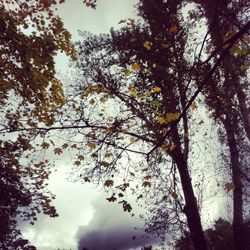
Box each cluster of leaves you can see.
[0,0,76,248]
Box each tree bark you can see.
[173,148,207,250]
[224,119,245,250]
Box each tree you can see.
[49,0,208,248]
[175,218,250,250]
[0,0,75,248]
[187,1,250,249]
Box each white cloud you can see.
[21,166,98,250]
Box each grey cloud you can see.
[76,195,159,250]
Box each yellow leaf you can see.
[156,116,167,124]
[191,102,198,110]
[100,97,107,103]
[143,41,153,50]
[129,87,138,97]
[170,143,176,151]
[130,137,137,143]
[151,86,161,93]
[169,25,178,33]
[165,112,180,122]
[87,142,96,149]
[131,63,141,71]
[124,69,132,77]
[152,63,157,68]
[161,144,168,151]
[171,192,178,199]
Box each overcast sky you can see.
[20,1,161,250]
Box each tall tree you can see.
[188,1,250,249]
[48,0,207,248]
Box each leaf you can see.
[130,137,137,143]
[104,152,113,158]
[191,102,198,110]
[54,148,62,155]
[124,69,132,77]
[41,142,50,149]
[104,179,114,187]
[198,120,204,125]
[71,144,78,149]
[142,181,151,188]
[84,177,90,182]
[89,98,95,105]
[152,63,157,68]
[74,160,81,166]
[169,25,178,33]
[165,112,180,122]
[161,144,168,151]
[151,86,161,93]
[205,44,213,53]
[130,172,135,177]
[106,194,117,202]
[224,182,235,192]
[120,200,132,212]
[87,142,96,149]
[100,161,110,167]
[148,101,162,107]
[131,63,141,71]
[129,87,138,97]
[118,192,124,197]
[78,155,84,160]
[156,116,167,124]
[143,41,153,50]
[171,192,178,199]
[170,143,176,151]
[100,97,107,103]
[62,143,68,149]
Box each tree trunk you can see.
[174,149,207,250]
[224,119,245,250]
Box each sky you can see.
[18,1,234,249]
[20,1,161,249]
